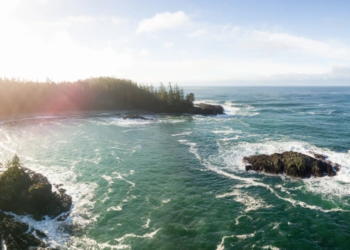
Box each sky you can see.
[1,0,350,85]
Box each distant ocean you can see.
[0,86,350,249]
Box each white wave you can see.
[222,101,259,117]
[171,132,192,136]
[162,199,171,204]
[115,228,161,242]
[142,218,151,228]
[93,117,155,128]
[235,215,244,225]
[216,189,273,212]
[107,206,122,212]
[262,246,280,250]
[217,136,241,141]
[68,235,129,249]
[216,233,255,250]
[112,171,135,187]
[328,110,335,115]
[213,129,242,135]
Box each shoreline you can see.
[0,109,128,123]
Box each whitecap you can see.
[107,206,122,212]
[171,132,192,136]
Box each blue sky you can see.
[1,0,350,85]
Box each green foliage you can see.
[186,93,195,103]
[0,156,30,200]
[0,77,195,115]
[6,154,22,168]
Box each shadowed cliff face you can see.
[0,155,72,249]
[244,151,339,178]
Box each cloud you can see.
[163,42,174,48]
[139,49,149,56]
[188,29,206,38]
[111,17,127,26]
[136,11,189,34]
[200,25,350,59]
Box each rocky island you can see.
[190,103,224,115]
[0,155,72,249]
[244,151,340,178]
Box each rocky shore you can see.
[244,151,340,178]
[0,155,72,249]
[190,103,224,115]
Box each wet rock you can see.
[244,151,339,178]
[34,229,47,238]
[190,103,224,115]
[0,211,45,250]
[309,152,328,161]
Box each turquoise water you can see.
[1,87,350,249]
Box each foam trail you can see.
[216,233,255,250]
[142,219,151,228]
[107,206,122,212]
[262,246,280,250]
[171,132,192,136]
[115,228,161,242]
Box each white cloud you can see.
[163,42,174,48]
[139,49,149,56]
[202,25,350,60]
[0,0,21,14]
[189,29,206,38]
[136,11,189,34]
[111,17,127,26]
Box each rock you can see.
[190,103,224,115]
[243,151,339,178]
[29,182,53,206]
[34,229,47,238]
[0,211,45,250]
[123,115,150,120]
[309,151,328,161]
[0,155,72,220]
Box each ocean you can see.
[0,86,350,249]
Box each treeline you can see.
[0,77,195,117]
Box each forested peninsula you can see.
[0,77,199,117]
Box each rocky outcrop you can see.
[244,151,339,178]
[123,115,151,120]
[0,157,72,220]
[0,155,72,248]
[190,103,224,115]
[0,211,46,250]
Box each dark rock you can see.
[0,211,45,250]
[310,152,328,161]
[190,103,224,115]
[0,155,72,219]
[244,151,338,178]
[245,165,252,171]
[34,229,47,238]
[56,212,70,221]
[0,155,73,249]
[123,115,150,120]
